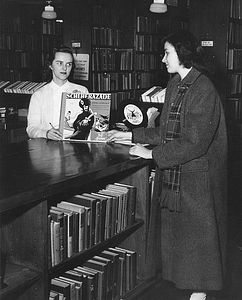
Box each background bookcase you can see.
[0,2,63,83]
[189,0,242,161]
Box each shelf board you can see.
[50,219,144,278]
[0,262,41,299]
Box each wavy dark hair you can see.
[162,30,212,76]
[42,45,75,82]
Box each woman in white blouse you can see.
[26,46,88,140]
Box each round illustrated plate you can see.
[119,100,148,129]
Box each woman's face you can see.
[50,52,73,85]
[162,41,181,74]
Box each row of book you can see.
[141,86,166,103]
[135,53,163,71]
[92,27,122,48]
[135,34,160,52]
[227,97,242,120]
[3,80,46,94]
[42,19,63,36]
[110,91,132,111]
[0,16,37,33]
[41,35,63,52]
[92,72,134,93]
[93,6,121,28]
[135,72,155,90]
[136,16,163,34]
[49,182,137,266]
[1,51,39,69]
[230,0,242,19]
[228,49,242,70]
[92,48,133,72]
[50,246,137,300]
[0,33,39,51]
[0,69,36,82]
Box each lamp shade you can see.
[150,0,167,13]
[42,3,57,19]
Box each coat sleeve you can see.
[135,79,223,170]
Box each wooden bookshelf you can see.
[189,0,242,160]
[0,139,153,299]
[0,2,63,83]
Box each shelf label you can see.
[201,40,213,47]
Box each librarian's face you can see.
[162,42,181,74]
[51,52,73,84]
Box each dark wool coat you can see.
[133,68,228,291]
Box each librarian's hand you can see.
[107,130,132,143]
[129,143,153,159]
[46,128,62,141]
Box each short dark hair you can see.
[50,46,75,65]
[43,45,75,82]
[162,30,204,69]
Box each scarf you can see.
[159,83,190,212]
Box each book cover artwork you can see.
[59,93,111,142]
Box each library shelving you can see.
[189,0,242,160]
[0,2,63,83]
[0,139,156,299]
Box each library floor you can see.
[134,159,242,300]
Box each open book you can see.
[59,92,111,142]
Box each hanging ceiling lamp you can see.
[42,1,57,19]
[150,0,167,13]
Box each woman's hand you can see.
[46,128,62,141]
[107,130,132,143]
[129,143,153,159]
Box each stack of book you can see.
[48,183,137,267]
[3,80,47,94]
[50,246,137,300]
[141,86,166,103]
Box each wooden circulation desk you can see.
[0,139,153,300]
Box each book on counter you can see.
[59,92,111,142]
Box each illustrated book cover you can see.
[59,92,111,142]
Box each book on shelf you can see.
[108,247,127,296]
[98,189,119,237]
[51,278,71,300]
[53,206,75,258]
[105,184,128,232]
[81,265,103,300]
[141,86,166,103]
[59,92,111,142]
[57,202,86,252]
[99,250,120,299]
[3,80,47,94]
[89,192,108,242]
[94,191,113,240]
[227,97,242,120]
[83,259,108,300]
[115,246,137,291]
[49,209,65,263]
[81,193,103,245]
[57,277,76,300]
[74,266,98,300]
[69,194,98,248]
[49,290,60,300]
[62,270,86,299]
[113,182,137,226]
[91,255,113,300]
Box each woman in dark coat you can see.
[107,30,227,300]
